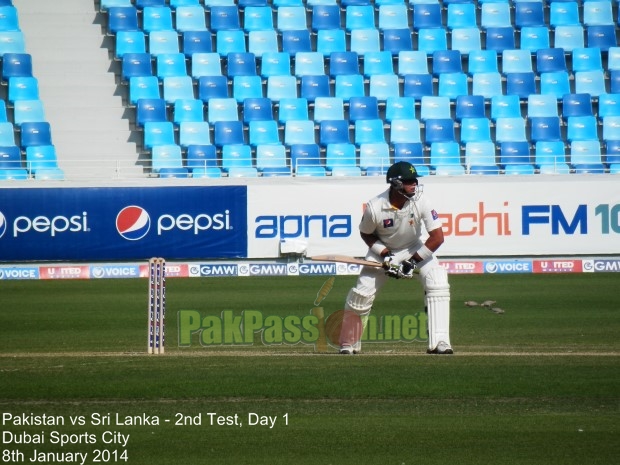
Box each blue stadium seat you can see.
[464,141,500,175]
[599,94,620,118]
[369,74,400,101]
[207,97,238,122]
[7,76,39,103]
[539,71,571,99]
[612,71,620,94]
[554,25,584,52]
[378,4,409,30]
[520,26,550,53]
[329,51,360,76]
[325,143,357,171]
[163,76,194,104]
[468,50,498,75]
[232,75,263,102]
[0,122,16,146]
[244,5,274,31]
[417,28,448,55]
[314,97,345,122]
[256,145,289,174]
[359,142,391,171]
[0,145,22,169]
[562,93,593,118]
[277,6,307,31]
[527,94,559,118]
[0,6,19,32]
[363,51,394,76]
[317,29,347,57]
[471,72,503,99]
[198,75,229,101]
[495,117,527,142]
[505,72,537,99]
[142,6,173,33]
[432,50,462,75]
[101,0,133,11]
[425,118,456,144]
[122,53,153,81]
[605,140,620,173]
[300,75,330,102]
[430,141,465,175]
[335,74,365,101]
[385,97,416,122]
[179,121,211,148]
[115,31,146,58]
[437,72,468,100]
[227,52,257,76]
[182,30,212,57]
[349,96,379,121]
[186,144,217,170]
[210,6,240,30]
[530,116,562,142]
[319,119,350,145]
[485,27,515,53]
[135,0,166,9]
[450,28,481,55]
[514,2,545,28]
[412,3,442,30]
[402,74,434,100]
[392,142,429,176]
[460,117,492,143]
[13,99,46,126]
[502,49,533,74]
[354,119,386,144]
[137,98,167,128]
[312,4,341,31]
[574,70,606,97]
[284,119,316,145]
[20,121,51,147]
[500,141,535,174]
[583,2,614,27]
[569,140,605,173]
[156,53,187,79]
[281,30,312,54]
[143,121,175,149]
[173,99,204,125]
[214,121,245,146]
[158,167,190,178]
[481,2,511,29]
[572,47,603,72]
[295,52,325,77]
[260,52,291,78]
[447,3,476,30]
[420,96,451,120]
[602,116,620,142]
[25,145,60,175]
[278,98,308,123]
[248,120,280,146]
[191,52,222,78]
[345,5,375,31]
[586,24,618,52]
[107,6,139,34]
[0,100,6,122]
[536,48,567,74]
[567,115,598,142]
[491,95,522,120]
[243,97,273,122]
[534,141,570,174]
[248,30,279,59]
[221,144,253,170]
[289,143,322,172]
[350,28,381,55]
[608,47,620,72]
[216,30,246,57]
[149,30,181,56]
[383,28,413,56]
[550,2,580,28]
[455,95,486,120]
[398,50,429,76]
[390,118,421,144]
[1,53,32,81]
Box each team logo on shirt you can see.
[431,210,439,220]
[383,219,394,228]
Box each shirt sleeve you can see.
[359,201,377,235]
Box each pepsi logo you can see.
[116,206,151,241]
[0,212,6,239]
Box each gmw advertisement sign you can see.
[0,187,247,261]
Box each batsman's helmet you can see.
[386,161,418,185]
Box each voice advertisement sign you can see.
[0,186,247,261]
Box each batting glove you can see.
[398,259,416,279]
[381,252,395,270]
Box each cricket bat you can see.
[308,254,383,268]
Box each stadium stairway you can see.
[12,0,142,179]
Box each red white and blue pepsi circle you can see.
[116,206,151,241]
[0,212,6,239]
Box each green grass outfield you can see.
[1,273,619,465]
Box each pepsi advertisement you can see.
[0,186,248,261]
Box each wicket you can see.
[148,257,166,354]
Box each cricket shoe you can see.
[426,341,453,355]
[339,342,361,355]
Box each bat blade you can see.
[308,254,383,268]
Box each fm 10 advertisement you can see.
[0,186,247,261]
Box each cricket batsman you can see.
[340,161,453,355]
